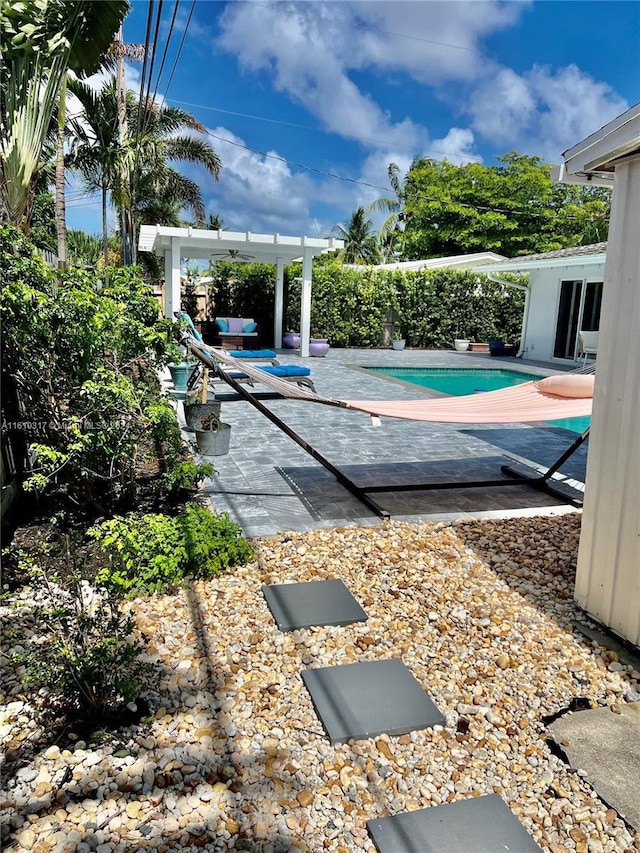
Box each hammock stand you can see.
[188,340,590,520]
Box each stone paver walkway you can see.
[177,348,585,536]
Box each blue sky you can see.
[67,0,639,239]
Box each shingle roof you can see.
[506,242,607,263]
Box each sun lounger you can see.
[220,364,316,392]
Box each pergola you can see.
[138,225,343,357]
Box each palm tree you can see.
[67,77,123,269]
[0,0,128,235]
[333,207,380,265]
[127,101,222,253]
[66,78,221,263]
[365,160,422,260]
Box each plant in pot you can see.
[392,322,406,350]
[453,335,470,352]
[194,411,232,456]
[168,356,197,391]
[183,393,221,432]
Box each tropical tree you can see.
[333,207,380,265]
[401,152,611,259]
[365,160,415,259]
[67,78,221,262]
[0,0,128,237]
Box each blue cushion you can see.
[262,365,311,377]
[174,311,203,343]
[243,321,258,333]
[229,349,277,359]
[216,318,229,332]
[226,365,311,380]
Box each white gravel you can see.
[2,514,639,852]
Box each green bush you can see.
[0,226,184,509]
[283,258,525,348]
[14,559,153,717]
[90,503,254,597]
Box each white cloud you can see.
[202,126,315,233]
[469,64,628,161]
[215,1,521,152]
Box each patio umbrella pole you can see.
[213,368,391,519]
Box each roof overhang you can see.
[558,101,640,185]
[138,225,343,263]
[475,253,607,274]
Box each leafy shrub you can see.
[90,503,254,597]
[0,226,184,509]
[165,460,214,495]
[14,555,153,717]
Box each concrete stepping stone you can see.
[262,579,367,631]
[301,658,444,744]
[366,793,542,852]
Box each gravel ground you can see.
[2,513,639,853]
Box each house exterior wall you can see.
[522,262,606,363]
[574,156,640,647]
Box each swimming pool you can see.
[365,367,590,434]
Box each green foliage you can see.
[284,258,525,347]
[402,152,610,259]
[13,553,152,716]
[0,226,181,508]
[165,460,214,495]
[332,207,380,264]
[90,503,254,597]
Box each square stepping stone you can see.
[262,579,367,631]
[301,658,444,744]
[366,794,542,852]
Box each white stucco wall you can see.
[521,262,606,363]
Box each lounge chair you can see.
[577,331,598,366]
[220,364,316,392]
[187,339,317,392]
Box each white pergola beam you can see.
[139,226,343,346]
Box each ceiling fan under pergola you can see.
[210,249,255,261]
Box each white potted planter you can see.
[392,339,406,351]
[454,339,470,352]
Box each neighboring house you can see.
[476,243,607,363]
[347,251,506,273]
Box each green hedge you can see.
[205,257,526,348]
[285,259,525,348]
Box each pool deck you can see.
[174,348,587,537]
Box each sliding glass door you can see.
[554,279,603,359]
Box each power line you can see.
[169,98,478,161]
[163,0,197,102]
[245,1,476,53]
[205,130,609,224]
[150,0,180,106]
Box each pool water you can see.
[366,367,590,434]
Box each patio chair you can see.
[217,364,316,392]
[577,330,598,365]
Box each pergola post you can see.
[274,256,284,348]
[163,237,181,319]
[300,249,313,357]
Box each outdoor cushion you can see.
[227,317,244,333]
[229,349,277,359]
[227,365,311,379]
[216,318,229,332]
[536,374,595,398]
[243,321,258,333]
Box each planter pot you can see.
[195,422,231,456]
[283,332,301,348]
[392,339,406,351]
[169,362,195,391]
[309,339,330,357]
[489,339,505,357]
[183,400,221,432]
[454,339,470,352]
